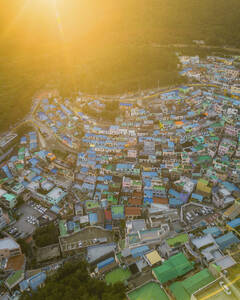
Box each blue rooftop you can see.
[216,232,240,250]
[89,213,98,225]
[227,218,240,229]
[131,245,150,258]
[97,257,115,270]
[203,227,222,238]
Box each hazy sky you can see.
[0,0,129,54]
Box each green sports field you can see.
[105,267,131,285]
[128,282,169,300]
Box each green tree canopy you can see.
[33,223,59,248]
[21,261,126,300]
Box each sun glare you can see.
[31,0,65,36]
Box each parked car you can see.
[219,281,231,295]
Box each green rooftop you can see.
[18,147,25,153]
[6,270,24,288]
[3,193,16,201]
[85,200,100,210]
[105,267,131,285]
[210,121,224,128]
[116,252,122,262]
[128,282,169,300]
[210,136,220,141]
[112,205,124,215]
[16,163,24,170]
[170,269,215,300]
[198,178,209,185]
[169,282,189,300]
[167,234,189,247]
[133,168,140,175]
[194,145,204,151]
[153,186,165,191]
[59,220,68,236]
[107,194,118,205]
[18,155,25,160]
[132,180,141,186]
[197,155,212,163]
[152,252,194,284]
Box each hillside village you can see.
[0,54,239,299]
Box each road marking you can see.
[200,275,240,300]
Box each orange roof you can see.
[153,197,168,204]
[125,207,142,216]
[133,191,142,198]
[129,198,142,205]
[6,254,25,271]
[175,121,184,126]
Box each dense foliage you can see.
[1,0,240,132]
[33,223,59,247]
[21,261,126,300]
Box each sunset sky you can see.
[0,0,130,53]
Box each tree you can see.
[17,238,32,257]
[33,223,59,247]
[20,261,125,300]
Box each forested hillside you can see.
[0,0,240,132]
[21,261,125,300]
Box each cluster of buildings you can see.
[179,55,240,88]
[0,54,239,299]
